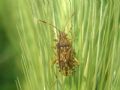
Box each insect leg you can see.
[74,58,80,66]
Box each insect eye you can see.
[66,46,69,49]
[60,47,64,49]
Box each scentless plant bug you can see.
[38,13,79,76]
[55,31,79,76]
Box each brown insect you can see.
[55,31,79,76]
[38,14,79,76]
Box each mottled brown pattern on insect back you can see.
[56,32,79,76]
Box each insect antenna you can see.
[62,12,75,32]
[38,19,61,37]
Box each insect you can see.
[38,14,79,76]
[55,31,79,76]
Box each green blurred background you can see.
[0,0,21,90]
